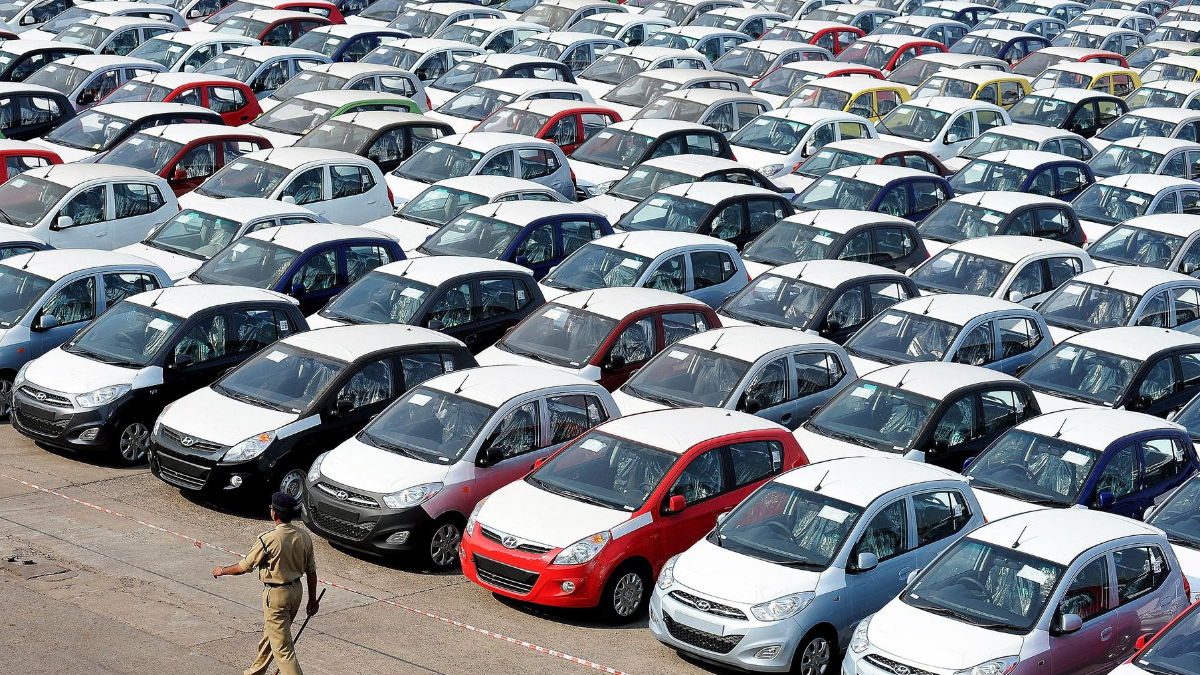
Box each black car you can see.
[1007,88,1127,138]
[619,182,794,251]
[0,41,91,83]
[311,257,544,352]
[148,324,478,498]
[740,210,930,273]
[918,192,1086,249]
[12,285,307,463]
[292,111,454,173]
[0,83,75,140]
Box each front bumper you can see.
[11,384,115,451]
[649,585,803,672]
[460,525,604,609]
[148,426,262,495]
[301,475,435,557]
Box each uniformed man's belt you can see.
[264,579,301,587]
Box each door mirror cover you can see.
[906,568,921,585]
[1057,613,1083,634]
[478,444,504,466]
[1097,489,1115,508]
[170,353,193,370]
[34,314,59,331]
[666,494,687,513]
[855,552,879,572]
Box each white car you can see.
[128,31,259,73]
[249,89,418,148]
[1087,213,1200,275]
[598,67,744,121]
[632,88,772,137]
[432,18,549,53]
[1089,107,1200,152]
[515,0,626,31]
[357,1,501,30]
[1071,174,1200,242]
[427,78,593,134]
[731,108,878,180]
[1035,265,1200,341]
[424,53,576,108]
[195,46,332,99]
[1089,136,1200,180]
[23,1,188,41]
[259,62,431,112]
[570,13,676,47]
[360,38,486,84]
[0,164,180,249]
[24,54,165,112]
[52,16,181,57]
[711,39,832,88]
[575,45,712,100]
[877,95,1011,160]
[569,119,735,194]
[183,147,393,225]
[944,122,1094,172]
[911,235,1093,307]
[117,198,326,281]
[508,31,626,75]
[1125,79,1200,111]
[1143,472,1200,603]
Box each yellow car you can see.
[909,68,1032,108]
[781,76,910,121]
[1141,55,1200,83]
[1030,61,1142,96]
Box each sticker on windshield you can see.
[1062,285,1083,295]
[723,261,731,271]
[851,384,876,398]
[280,320,289,331]
[516,289,525,302]
[1056,346,1078,359]
[409,393,431,406]
[147,318,173,332]
[265,350,288,362]
[1129,195,1146,205]
[443,358,455,372]
[981,214,1002,224]
[233,243,249,252]
[128,137,144,146]
[880,314,902,325]
[812,234,834,245]
[581,438,606,452]
[1016,565,1049,585]
[818,504,850,523]
[667,350,688,359]
[400,287,425,298]
[1061,450,1089,466]
[620,258,643,269]
[587,404,600,422]
[230,163,246,170]
[543,307,565,320]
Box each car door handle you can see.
[780,413,792,424]
[898,567,913,580]
[464,334,477,344]
[1100,627,1113,641]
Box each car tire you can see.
[791,626,837,675]
[113,419,152,464]
[275,464,308,500]
[425,516,463,570]
[599,561,650,624]
[0,376,13,419]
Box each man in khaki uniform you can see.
[214,492,319,675]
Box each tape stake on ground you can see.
[0,471,634,675]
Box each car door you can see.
[735,355,797,426]
[29,273,97,356]
[464,275,534,350]
[54,183,110,248]
[1048,553,1118,675]
[110,182,171,247]
[1129,353,1184,418]
[848,498,917,617]
[509,219,557,279]
[599,313,657,389]
[159,309,247,403]
[816,282,869,343]
[167,141,219,195]
[302,352,405,464]
[1108,544,1179,665]
[284,245,339,314]
[995,314,1047,373]
[5,94,67,140]
[791,350,848,423]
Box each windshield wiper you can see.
[811,424,874,448]
[214,385,289,412]
[1167,534,1200,549]
[363,432,424,460]
[628,387,682,408]
[531,476,620,509]
[0,206,13,224]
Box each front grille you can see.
[473,555,539,595]
[158,465,206,490]
[310,508,374,541]
[663,612,743,654]
[315,482,380,509]
[865,655,937,675]
[162,426,224,453]
[13,408,67,437]
[18,385,71,408]
[480,526,553,555]
[669,590,747,620]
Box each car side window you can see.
[741,356,791,411]
[868,281,910,315]
[1113,546,1171,606]
[913,490,971,547]
[826,285,864,332]
[1034,208,1072,238]
[1138,291,1172,327]
[546,116,578,147]
[230,308,284,354]
[282,167,325,205]
[397,352,446,390]
[102,272,159,305]
[1094,444,1139,504]
[793,351,845,396]
[981,387,1032,435]
[483,400,541,458]
[224,139,264,163]
[173,312,227,364]
[953,322,994,366]
[518,148,559,180]
[873,227,915,263]
[662,311,709,346]
[331,164,375,199]
[946,113,973,141]
[1174,287,1200,325]
[580,113,613,140]
[41,276,96,326]
[727,440,784,488]
[645,254,686,293]
[516,222,555,264]
[1046,256,1082,287]
[428,282,473,328]
[476,278,518,320]
[345,244,393,283]
[336,357,394,412]
[876,185,910,217]
[1138,357,1177,405]
[479,150,513,177]
[59,184,109,226]
[548,394,607,445]
[609,316,655,366]
[691,249,736,290]
[853,499,909,563]
[289,248,338,294]
[1056,556,1111,624]
[710,201,749,241]
[1142,437,1190,489]
[668,448,726,504]
[999,316,1042,359]
[933,394,979,448]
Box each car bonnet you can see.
[477,477,643,549]
[156,385,302,446]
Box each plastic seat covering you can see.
[431,288,470,327]
[341,360,392,408]
[400,356,442,388]
[932,401,969,446]
[1140,364,1173,401]
[858,509,904,559]
[1097,449,1137,498]
[827,293,863,328]
[746,360,788,410]
[47,283,94,324]
[694,357,741,404]
[967,266,1002,294]
[346,249,383,281]
[116,188,154,219]
[235,316,276,353]
[64,189,104,226]
[711,210,744,240]
[1080,362,1124,397]
[301,362,337,400]
[612,450,669,503]
[1028,452,1080,498]
[671,451,721,502]
[647,258,684,292]
[1136,240,1173,267]
[175,319,226,363]
[880,402,922,442]
[790,509,846,560]
[663,317,701,346]
[194,219,236,258]
[1088,296,1130,326]
[796,360,832,396]
[603,263,638,287]
[611,321,653,363]
[986,564,1047,618]
[906,323,951,360]
[549,406,588,444]
[295,254,336,292]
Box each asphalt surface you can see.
[0,422,738,675]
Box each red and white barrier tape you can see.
[0,471,634,675]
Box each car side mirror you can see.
[53,215,74,231]
[1097,489,1115,508]
[823,319,842,334]
[515,254,530,267]
[607,353,626,370]
[172,168,189,182]
[945,133,960,145]
[332,397,354,417]
[33,314,59,331]
[738,393,761,414]
[282,195,297,204]
[930,438,950,454]
[1130,395,1151,411]
[427,318,444,331]
[956,146,966,156]
[855,552,879,572]
[962,457,974,472]
[1135,633,1154,651]
[533,456,548,470]
[187,8,203,18]
[289,282,306,297]
[802,141,816,157]
[183,64,196,73]
[478,444,504,466]
[1007,290,1025,304]
[169,353,193,370]
[1056,613,1083,635]
[666,494,687,513]
[1185,262,1198,276]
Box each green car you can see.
[250,89,421,146]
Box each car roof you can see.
[656,25,747,39]
[1137,79,1200,94]
[1070,264,1195,294]
[598,408,782,455]
[421,174,559,197]
[1,249,159,281]
[83,101,214,120]
[808,75,904,93]
[1035,46,1118,58]
[1120,213,1200,237]
[592,230,737,257]
[463,52,564,68]
[738,39,817,56]
[379,37,486,52]
[306,62,416,78]
[627,68,741,85]
[609,118,714,136]
[972,508,1161,564]
[469,78,583,94]
[863,361,1021,398]
[636,154,755,175]
[888,292,1029,325]
[581,12,665,25]
[604,45,699,61]
[235,9,323,21]
[134,122,267,144]
[965,29,1032,41]
[55,54,161,71]
[225,45,327,60]
[945,190,1067,211]
[422,364,599,406]
[655,88,763,105]
[777,456,966,505]
[1122,107,1200,123]
[30,163,160,186]
[948,235,1082,261]
[500,98,612,116]
[311,23,405,36]
[675,326,840,363]
[525,30,616,46]
[1063,23,1139,36]
[0,82,66,98]
[857,33,939,48]
[824,138,924,158]
[1106,135,1200,153]
[657,181,778,204]
[373,256,530,286]
[244,222,389,250]
[532,0,621,9]
[932,68,1028,85]
[550,286,708,320]
[760,107,867,124]
[1096,172,1196,192]
[769,259,903,289]
[910,52,1008,67]
[1065,326,1200,360]
[281,324,461,362]
[1043,60,1135,75]
[242,146,371,169]
[897,95,1005,113]
[978,122,1077,141]
[1014,408,1185,451]
[150,31,253,46]
[0,40,88,56]
[328,110,431,130]
[1028,86,1119,103]
[463,200,602,227]
[436,131,556,151]
[185,196,321,222]
[973,149,1075,170]
[71,15,177,29]
[452,18,545,30]
[135,72,247,90]
[126,284,293,316]
[288,89,413,106]
[888,15,966,27]
[780,208,913,234]
[827,163,938,186]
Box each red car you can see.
[212,9,332,46]
[459,408,809,622]
[763,20,865,56]
[1117,599,1198,674]
[473,99,621,154]
[0,140,61,182]
[100,73,263,125]
[96,124,272,195]
[835,34,946,73]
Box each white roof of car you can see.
[769,259,903,289]
[610,118,715,137]
[592,231,737,257]
[126,284,293,316]
[1,250,159,281]
[620,68,740,85]
[777,456,966,506]
[1136,79,1200,94]
[378,37,485,52]
[945,190,1069,212]
[302,62,416,79]
[972,149,1073,170]
[1029,86,1118,103]
[972,508,1161,564]
[309,23,407,37]
[82,101,214,120]
[886,15,967,28]
[133,72,246,90]
[908,52,1008,68]
[1062,23,1139,36]
[223,45,327,61]
[962,29,1031,42]
[53,54,160,72]
[736,39,816,57]
[897,95,1005,114]
[1069,265,1196,295]
[656,181,779,205]
[654,25,747,40]
[463,201,601,227]
[284,89,412,106]
[930,68,1029,85]
[329,110,434,130]
[758,106,869,125]
[421,174,559,198]
[466,78,585,95]
[781,209,912,234]
[551,286,707,320]
[825,164,936,186]
[599,407,782,454]
[1095,172,1196,193]
[241,146,372,169]
[31,163,161,186]
[1119,213,1200,237]
[281,324,462,362]
[524,30,616,46]
[71,15,177,30]
[1119,107,1200,124]
[1042,60,1135,76]
[244,222,390,251]
[1014,408,1184,451]
[583,12,670,25]
[0,40,86,56]
[436,131,557,152]
[975,123,1080,142]
[149,31,254,47]
[863,361,1020,399]
[677,325,837,362]
[1063,326,1200,361]
[459,52,564,69]
[134,122,267,144]
[652,88,763,106]
[888,292,1029,325]
[532,0,625,10]
[808,75,906,94]
[947,235,1082,262]
[373,256,530,286]
[633,154,758,177]
[1103,136,1200,154]
[422,364,601,406]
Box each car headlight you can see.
[595,180,616,195]
[465,497,487,536]
[657,553,680,590]
[222,430,276,463]
[750,591,815,622]
[552,531,611,566]
[152,402,174,436]
[382,482,443,509]
[583,184,603,197]
[307,450,329,483]
[75,384,130,409]
[759,164,784,176]
[12,361,30,390]
[954,657,1019,675]
[850,614,873,654]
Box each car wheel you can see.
[0,377,13,419]
[277,467,307,499]
[792,627,836,675]
[115,420,150,464]
[600,562,649,624]
[426,518,462,570]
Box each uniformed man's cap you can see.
[271,492,299,512]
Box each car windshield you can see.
[1096,114,1177,142]
[622,344,751,407]
[635,96,710,123]
[362,44,422,70]
[130,37,189,69]
[216,344,345,413]
[1012,51,1064,76]
[1125,86,1187,110]
[529,430,678,511]
[45,110,134,152]
[104,80,175,104]
[731,116,811,154]
[144,209,242,261]
[432,62,504,94]
[721,274,833,329]
[1146,476,1200,550]
[950,35,1005,58]
[65,303,182,368]
[293,120,375,153]
[195,158,291,198]
[620,193,710,233]
[520,3,574,29]
[572,128,654,169]
[1134,600,1200,675]
[643,31,697,50]
[845,310,962,366]
[796,147,878,179]
[715,47,776,78]
[270,71,349,100]
[1040,280,1140,331]
[1022,341,1140,405]
[511,37,568,60]
[641,0,689,23]
[912,249,1014,295]
[950,159,1032,194]
[25,63,92,96]
[888,58,949,86]
[418,212,523,258]
[397,185,489,227]
[606,166,693,201]
[0,175,70,228]
[742,221,840,264]
[436,24,493,46]
[603,74,680,108]
[497,303,617,367]
[1072,183,1154,225]
[205,1,261,25]
[903,538,1065,632]
[753,66,823,96]
[254,98,339,136]
[806,380,939,452]
[475,108,551,135]
[958,131,1039,159]
[1008,94,1073,127]
[320,269,435,325]
[216,17,269,38]
[913,76,982,99]
[878,104,949,141]
[98,134,184,175]
[1089,224,1183,267]
[542,243,652,292]
[573,17,622,37]
[796,176,881,211]
[359,387,495,463]
[395,142,484,184]
[57,24,114,50]
[581,53,650,85]
[1032,68,1093,90]
[359,0,403,22]
[1128,45,1174,69]
[710,483,863,569]
[919,202,1012,243]
[838,42,899,70]
[1053,30,1104,49]
[193,238,300,288]
[42,6,100,34]
[391,8,449,35]
[874,21,925,36]
[0,266,52,327]
[291,31,348,58]
[197,54,263,82]
[785,84,852,112]
[1089,144,1163,178]
[440,86,518,121]
[966,429,1102,506]
[1141,62,1198,84]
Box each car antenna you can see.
[922,297,934,315]
[398,260,413,277]
[453,372,470,394]
[896,367,911,388]
[1052,417,1067,438]
[813,469,830,492]
[1012,525,1028,549]
[1103,269,1114,286]
[616,233,629,249]
[710,332,724,350]
[796,262,808,278]
[148,288,166,308]
[268,226,281,242]
[20,252,35,270]
[581,291,595,309]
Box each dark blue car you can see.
[794,164,953,222]
[189,223,405,314]
[949,149,1095,201]
[290,25,412,62]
